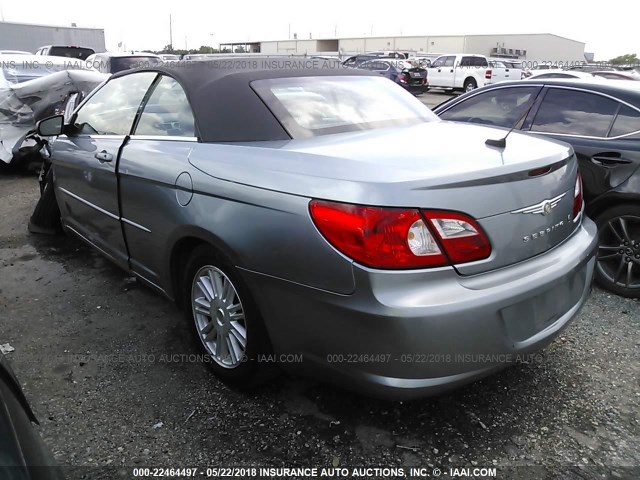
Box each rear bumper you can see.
[241,217,598,399]
[402,84,428,94]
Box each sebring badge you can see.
[511,193,566,216]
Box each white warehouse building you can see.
[0,21,105,53]
[233,33,586,63]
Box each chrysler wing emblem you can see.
[511,193,566,216]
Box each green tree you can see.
[609,53,638,65]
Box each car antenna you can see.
[485,100,536,149]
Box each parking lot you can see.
[1,169,639,478]
[418,90,457,109]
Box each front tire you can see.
[183,245,272,386]
[594,204,640,298]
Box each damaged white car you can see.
[0,69,107,169]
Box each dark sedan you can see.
[433,79,640,297]
[358,59,428,94]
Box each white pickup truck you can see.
[426,54,491,92]
[486,60,524,84]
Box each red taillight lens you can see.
[485,69,492,79]
[309,200,446,268]
[423,211,492,264]
[309,201,492,269]
[573,172,584,222]
[399,74,408,84]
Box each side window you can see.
[431,57,445,68]
[134,76,196,137]
[536,73,575,79]
[472,57,488,67]
[443,56,456,67]
[609,105,640,137]
[73,72,157,136]
[460,57,472,67]
[439,87,539,128]
[530,89,618,137]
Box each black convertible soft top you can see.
[111,58,375,142]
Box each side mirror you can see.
[36,115,64,137]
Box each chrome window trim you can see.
[69,134,127,140]
[439,83,640,139]
[437,83,546,113]
[128,135,198,142]
[531,130,640,141]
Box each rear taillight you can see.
[485,69,492,79]
[309,200,491,269]
[423,211,492,264]
[399,74,408,84]
[573,172,584,222]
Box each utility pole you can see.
[288,23,291,39]
[169,14,173,51]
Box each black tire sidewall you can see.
[594,204,640,298]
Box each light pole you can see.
[210,34,215,54]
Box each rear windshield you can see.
[252,76,437,138]
[111,56,161,73]
[48,47,95,60]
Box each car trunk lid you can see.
[189,121,579,274]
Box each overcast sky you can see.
[1,0,637,60]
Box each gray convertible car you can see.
[35,60,598,398]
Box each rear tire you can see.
[463,78,478,92]
[182,245,273,387]
[594,204,640,298]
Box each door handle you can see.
[95,150,113,163]
[591,152,632,166]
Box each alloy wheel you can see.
[596,215,640,291]
[191,265,247,368]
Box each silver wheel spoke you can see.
[194,297,211,315]
[228,334,243,362]
[227,303,242,314]
[198,278,214,302]
[230,321,247,348]
[210,270,224,299]
[221,278,234,305]
[201,321,215,336]
[626,262,633,288]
